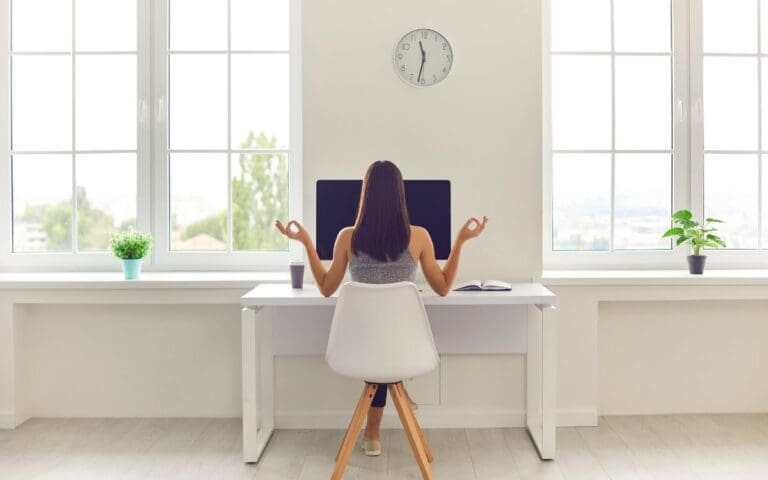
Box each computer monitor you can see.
[316,180,451,260]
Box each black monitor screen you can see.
[316,180,451,260]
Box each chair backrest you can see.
[326,282,439,384]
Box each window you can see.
[1,0,301,269]
[545,0,768,268]
[161,0,292,260]
[8,0,138,255]
[698,0,764,250]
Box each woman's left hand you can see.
[275,220,311,244]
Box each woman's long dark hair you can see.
[351,161,411,262]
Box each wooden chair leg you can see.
[332,383,377,480]
[335,383,375,462]
[396,383,433,463]
[389,383,434,480]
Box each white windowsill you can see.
[0,271,290,289]
[541,270,768,286]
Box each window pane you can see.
[11,56,72,151]
[169,55,227,149]
[550,0,610,52]
[614,154,671,250]
[704,57,758,151]
[703,0,757,54]
[614,0,671,52]
[615,56,671,150]
[551,56,612,150]
[11,0,71,51]
[553,154,611,251]
[12,155,72,252]
[762,62,768,147]
[231,0,289,51]
[169,0,227,51]
[231,54,290,150]
[75,0,137,52]
[170,154,228,251]
[705,154,758,249]
[76,154,137,252]
[76,55,137,150]
[762,0,768,52]
[232,152,289,252]
[763,156,768,248]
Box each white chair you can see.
[326,282,439,480]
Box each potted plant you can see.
[110,229,153,280]
[662,210,726,275]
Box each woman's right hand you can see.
[275,220,311,245]
[456,216,489,244]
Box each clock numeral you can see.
[442,43,447,50]
[401,43,410,50]
[442,67,447,73]
[446,55,451,61]
[421,31,429,39]
[397,53,403,60]
[411,34,416,41]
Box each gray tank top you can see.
[349,250,417,284]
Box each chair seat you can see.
[325,282,440,383]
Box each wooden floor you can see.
[2,415,768,479]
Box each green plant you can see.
[662,210,726,256]
[110,229,153,260]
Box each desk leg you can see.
[242,306,275,463]
[526,304,556,460]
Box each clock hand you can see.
[418,41,425,82]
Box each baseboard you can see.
[555,408,598,427]
[0,409,598,430]
[0,411,26,429]
[276,408,598,429]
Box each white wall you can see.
[549,284,768,419]
[17,304,243,418]
[599,300,768,415]
[301,0,543,282]
[14,302,526,421]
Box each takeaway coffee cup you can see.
[290,261,305,289]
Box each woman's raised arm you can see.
[275,220,350,297]
[418,216,488,296]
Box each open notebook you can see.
[453,280,512,292]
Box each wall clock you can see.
[394,28,453,87]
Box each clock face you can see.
[394,29,453,87]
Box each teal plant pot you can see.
[121,258,143,280]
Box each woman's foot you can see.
[361,438,382,457]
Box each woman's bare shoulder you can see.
[337,226,354,242]
[410,225,430,239]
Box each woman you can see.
[275,160,487,457]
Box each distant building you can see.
[13,221,47,252]
[174,233,226,251]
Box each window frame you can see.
[689,0,768,268]
[151,0,302,269]
[544,0,768,270]
[0,0,302,271]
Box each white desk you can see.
[240,283,557,462]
